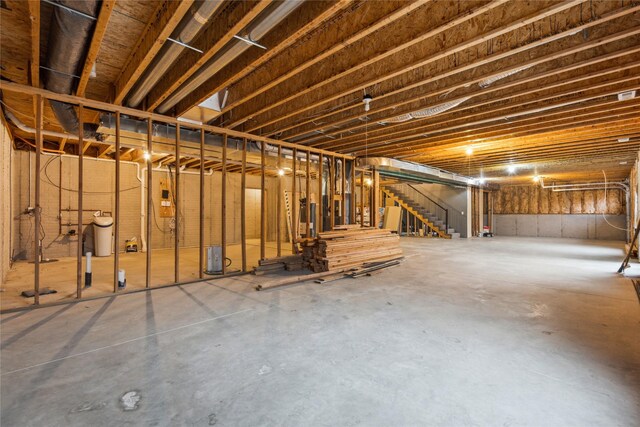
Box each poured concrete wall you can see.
[494,214,626,241]
[10,150,296,261]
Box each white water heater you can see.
[206,246,223,274]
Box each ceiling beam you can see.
[173,0,428,117]
[76,0,115,97]
[27,0,39,88]
[145,0,272,111]
[173,0,351,116]
[281,17,640,141]
[227,0,511,129]
[306,51,640,146]
[321,74,640,152]
[113,0,195,105]
[232,0,583,131]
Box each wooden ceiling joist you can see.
[76,0,115,97]
[235,0,584,132]
[173,0,352,116]
[283,25,640,142]
[145,0,272,111]
[113,0,195,105]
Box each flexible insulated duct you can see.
[156,0,302,114]
[126,0,224,108]
[43,0,101,137]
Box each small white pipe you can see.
[86,252,92,273]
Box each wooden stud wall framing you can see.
[0,83,354,307]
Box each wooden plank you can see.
[221,134,227,275]
[199,128,204,278]
[33,95,43,305]
[76,0,115,97]
[27,0,40,88]
[113,0,195,104]
[175,124,180,282]
[277,145,282,257]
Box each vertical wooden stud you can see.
[174,124,180,283]
[318,154,323,233]
[221,134,227,274]
[276,145,282,257]
[306,150,311,238]
[114,112,120,292]
[199,128,204,279]
[260,141,266,260]
[33,95,42,305]
[292,148,297,253]
[341,158,346,225]
[77,104,84,299]
[241,138,247,272]
[146,118,152,288]
[350,160,356,225]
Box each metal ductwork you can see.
[98,113,321,164]
[156,0,303,114]
[43,0,100,137]
[125,0,223,108]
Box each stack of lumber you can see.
[303,227,402,272]
[253,254,307,275]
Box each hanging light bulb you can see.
[533,175,540,183]
[143,151,151,161]
[466,147,473,156]
[364,178,373,186]
[362,94,372,112]
[507,164,516,174]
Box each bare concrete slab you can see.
[1,237,639,426]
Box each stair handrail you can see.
[407,184,449,232]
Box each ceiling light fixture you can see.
[143,151,152,161]
[618,137,630,143]
[478,178,486,185]
[278,168,285,176]
[465,147,473,156]
[533,175,540,183]
[618,90,636,101]
[507,165,516,174]
[364,178,373,187]
[363,94,373,112]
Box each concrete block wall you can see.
[10,150,289,261]
[493,214,627,241]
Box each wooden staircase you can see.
[382,188,453,239]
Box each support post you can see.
[77,104,84,299]
[329,157,335,230]
[34,95,42,305]
[350,160,355,225]
[360,171,365,226]
[276,145,282,257]
[306,150,311,238]
[372,169,380,229]
[174,124,180,283]
[341,158,346,225]
[146,118,152,288]
[199,129,204,279]
[221,134,227,275]
[114,112,120,292]
[241,138,247,272]
[292,148,297,253]
[260,140,266,260]
[318,153,323,233]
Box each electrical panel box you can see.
[159,179,174,218]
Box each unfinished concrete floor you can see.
[1,239,287,309]
[1,237,639,426]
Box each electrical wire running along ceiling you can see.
[0,0,639,184]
